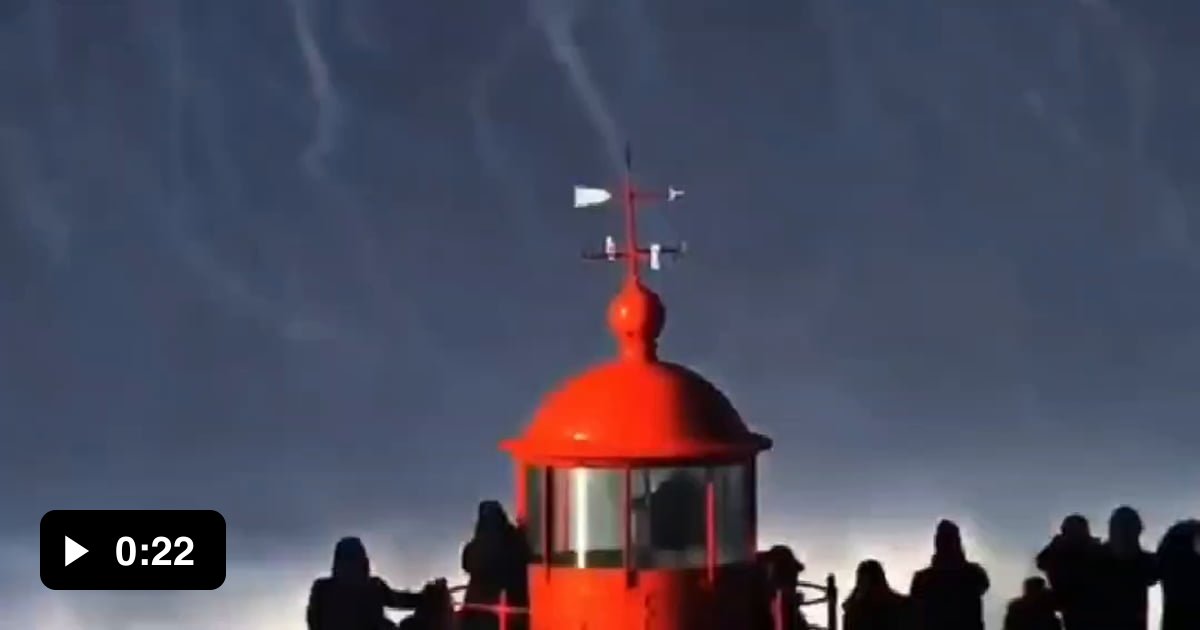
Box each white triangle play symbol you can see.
[64,536,88,567]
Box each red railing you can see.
[448,585,530,630]
[440,572,837,630]
[774,573,838,630]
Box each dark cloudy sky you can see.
[2,0,1198,627]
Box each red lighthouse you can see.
[500,150,773,629]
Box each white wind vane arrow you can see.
[573,186,612,209]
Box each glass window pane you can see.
[524,466,544,562]
[629,464,754,568]
[713,464,753,564]
[631,467,708,568]
[548,468,624,568]
[538,464,753,570]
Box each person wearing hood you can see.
[1100,506,1158,630]
[909,520,989,630]
[1157,519,1200,630]
[461,500,530,630]
[758,545,807,630]
[1003,576,1061,630]
[306,536,427,630]
[398,579,455,630]
[843,559,911,630]
[1036,514,1106,630]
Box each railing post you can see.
[772,588,783,630]
[826,573,837,630]
[499,589,508,630]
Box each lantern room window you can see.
[711,463,753,565]
[630,464,754,568]
[630,467,705,567]
[548,468,626,568]
[530,462,756,570]
[524,465,546,562]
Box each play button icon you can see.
[42,509,227,590]
[64,536,88,567]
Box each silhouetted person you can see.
[909,520,989,630]
[461,501,530,630]
[649,471,705,552]
[1036,514,1106,630]
[398,579,454,630]
[1100,506,1158,630]
[307,536,423,630]
[843,559,911,630]
[1157,520,1200,630]
[759,545,807,630]
[1003,577,1061,630]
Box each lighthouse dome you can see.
[503,279,770,464]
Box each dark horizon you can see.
[3,0,1198,627]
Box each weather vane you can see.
[576,144,687,279]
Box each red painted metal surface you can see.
[525,567,761,630]
[501,350,771,464]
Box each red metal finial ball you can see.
[607,277,665,361]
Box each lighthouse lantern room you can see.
[500,149,773,630]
